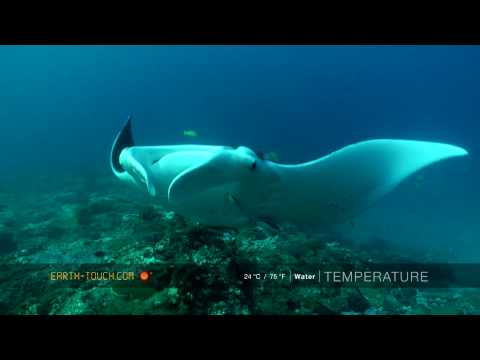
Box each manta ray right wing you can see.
[267,139,469,226]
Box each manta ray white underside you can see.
[110,117,468,228]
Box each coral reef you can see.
[0,230,16,255]
[0,175,479,315]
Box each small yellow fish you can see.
[264,151,280,162]
[183,130,198,138]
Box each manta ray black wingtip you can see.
[110,115,135,174]
[125,114,132,128]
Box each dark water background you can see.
[0,45,478,260]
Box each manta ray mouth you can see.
[110,116,134,174]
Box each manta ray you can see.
[110,117,468,229]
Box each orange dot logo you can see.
[139,271,150,281]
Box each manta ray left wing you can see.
[168,151,241,204]
[110,117,226,196]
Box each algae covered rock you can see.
[2,174,480,315]
[0,230,16,255]
[74,197,117,226]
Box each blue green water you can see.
[0,45,478,259]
